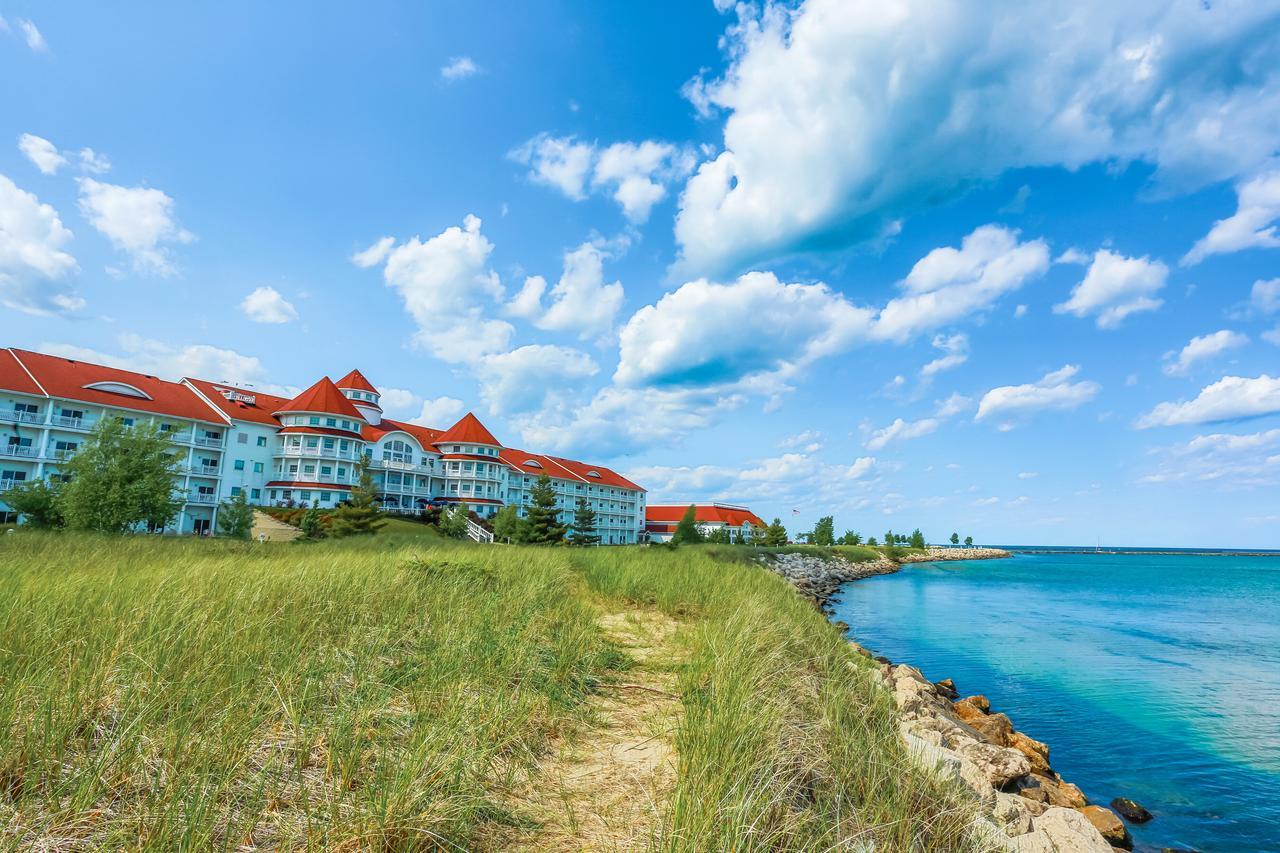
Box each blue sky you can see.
[3,1,1280,547]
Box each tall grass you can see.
[0,534,977,851]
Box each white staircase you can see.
[466,518,494,543]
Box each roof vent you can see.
[82,381,152,400]
[217,387,257,405]
[586,470,602,478]
[522,459,542,468]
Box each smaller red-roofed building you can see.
[645,503,768,543]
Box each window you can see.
[321,466,332,477]
[0,471,26,484]
[234,459,245,471]
[237,433,249,444]
[320,491,331,501]
[338,467,347,478]
[326,417,337,427]
[309,416,320,425]
[383,439,414,464]
[323,438,335,450]
[61,408,85,420]
[269,490,277,500]
[253,462,263,473]
[256,436,267,447]
[52,439,77,457]
[251,488,261,501]
[288,464,299,474]
[304,464,316,474]
[283,489,292,499]
[301,490,311,500]
[121,417,134,427]
[230,486,242,496]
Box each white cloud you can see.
[1182,170,1280,265]
[865,417,939,450]
[517,242,625,340]
[920,332,968,378]
[1014,304,1028,318]
[0,173,81,315]
[1018,471,1038,479]
[361,215,512,364]
[779,430,823,452]
[475,344,598,416]
[1162,329,1248,376]
[77,178,194,275]
[628,450,877,510]
[413,396,466,428]
[1251,278,1280,315]
[17,18,46,52]
[934,393,973,418]
[440,56,479,82]
[240,286,299,324]
[674,1,1280,276]
[1054,249,1167,328]
[872,225,1050,342]
[376,387,418,415]
[976,365,1100,429]
[509,134,692,223]
[1140,428,1280,487]
[77,148,111,174]
[40,334,294,395]
[614,270,873,394]
[18,134,66,175]
[1265,327,1280,347]
[1136,374,1280,428]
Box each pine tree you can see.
[950,532,960,546]
[884,529,895,549]
[59,418,181,534]
[812,515,835,546]
[218,489,254,539]
[764,518,788,546]
[524,473,567,545]
[672,504,703,545]
[491,504,526,543]
[909,528,926,549]
[299,504,326,539]
[964,535,974,547]
[748,524,766,546]
[569,497,600,546]
[329,457,385,537]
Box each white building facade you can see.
[1,350,646,543]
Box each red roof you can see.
[274,377,363,419]
[498,447,645,493]
[542,454,644,492]
[0,349,46,397]
[364,418,444,447]
[9,349,226,424]
[184,377,293,427]
[646,504,766,528]
[335,369,378,394]
[434,412,501,447]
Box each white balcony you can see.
[51,415,88,430]
[1,445,37,458]
[273,470,357,486]
[6,410,41,424]
[276,446,363,460]
[186,494,218,505]
[193,435,225,448]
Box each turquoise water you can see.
[829,553,1280,853]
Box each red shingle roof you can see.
[0,349,46,397]
[363,418,444,447]
[434,412,501,447]
[184,377,293,427]
[9,349,226,423]
[273,377,363,419]
[646,504,766,528]
[335,369,379,394]
[498,448,645,493]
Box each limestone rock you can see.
[1080,806,1132,850]
[1009,830,1056,853]
[1109,797,1152,824]
[968,711,1015,746]
[1033,807,1114,853]
[953,739,1031,787]
[959,694,991,713]
[935,677,958,699]
[1017,772,1088,809]
[1010,731,1052,774]
[993,791,1034,836]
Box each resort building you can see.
[0,348,647,543]
[644,503,767,543]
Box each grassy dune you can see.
[0,533,977,851]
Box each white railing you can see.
[1,445,36,458]
[51,415,87,429]
[370,458,434,473]
[7,410,41,424]
[193,435,225,448]
[466,519,494,543]
[186,494,218,505]
[277,447,363,460]
[189,466,221,478]
[273,471,357,486]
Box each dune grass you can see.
[0,533,976,851]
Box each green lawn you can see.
[375,516,444,537]
[0,532,978,851]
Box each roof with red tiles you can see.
[183,377,293,427]
[9,349,226,424]
[273,376,363,419]
[498,447,645,492]
[645,504,766,528]
[434,412,502,447]
[364,418,444,447]
[335,369,378,394]
[541,454,645,492]
[0,349,45,397]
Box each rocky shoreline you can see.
[760,548,1154,853]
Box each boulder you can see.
[1080,806,1132,849]
[1109,797,1152,824]
[1014,773,1087,809]
[968,711,1015,747]
[1010,731,1052,774]
[935,677,959,699]
[959,694,991,713]
[1033,807,1115,853]
[992,791,1034,836]
[954,739,1032,787]
[953,698,989,721]
[1009,830,1056,852]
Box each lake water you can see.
[829,552,1280,853]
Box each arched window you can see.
[382,439,415,464]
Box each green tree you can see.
[950,532,960,546]
[299,504,326,540]
[748,524,766,546]
[329,457,385,537]
[59,418,181,534]
[672,504,704,545]
[909,528,926,549]
[569,497,600,546]
[884,529,895,549]
[218,489,254,539]
[524,473,567,545]
[441,503,470,539]
[964,535,974,547]
[838,530,862,546]
[866,536,878,546]
[491,504,526,543]
[812,515,835,546]
[764,517,789,546]
[1,479,64,528]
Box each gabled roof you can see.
[184,377,293,427]
[273,376,363,419]
[9,349,226,423]
[498,447,645,493]
[542,454,645,492]
[646,504,767,528]
[0,349,46,397]
[434,412,501,447]
[335,369,378,395]
[363,417,443,447]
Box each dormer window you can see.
[522,459,542,468]
[82,381,152,400]
[586,471,602,478]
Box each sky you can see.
[3,1,1280,548]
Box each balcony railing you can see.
[51,415,88,430]
[186,494,218,505]
[189,466,221,478]
[1,445,36,458]
[6,410,41,424]
[369,458,435,474]
[273,471,358,486]
[276,446,363,460]
[193,435,225,448]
